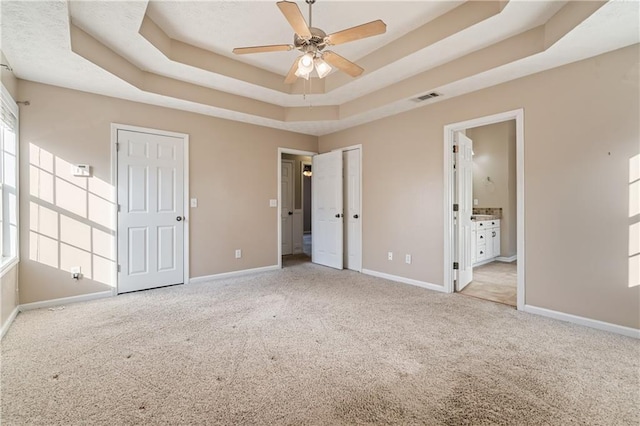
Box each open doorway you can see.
[281,152,313,267]
[444,109,525,310]
[278,148,316,268]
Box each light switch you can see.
[473,199,479,206]
[190,198,198,208]
[71,164,91,177]
[269,199,277,207]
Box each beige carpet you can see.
[461,261,517,307]
[1,261,638,425]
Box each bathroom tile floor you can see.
[460,261,517,307]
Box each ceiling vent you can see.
[413,92,442,102]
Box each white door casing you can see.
[455,131,474,290]
[343,149,362,271]
[281,160,294,256]
[312,151,343,270]
[117,129,185,293]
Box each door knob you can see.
[288,211,293,215]
[335,214,343,218]
[354,214,359,219]
[176,216,183,221]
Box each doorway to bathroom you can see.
[444,109,525,310]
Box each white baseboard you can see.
[19,291,114,312]
[523,305,640,339]
[190,265,280,284]
[362,269,445,293]
[1,306,19,340]
[496,255,517,262]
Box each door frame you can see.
[443,109,525,310]
[277,147,317,268]
[111,123,190,294]
[332,144,363,273]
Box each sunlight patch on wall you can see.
[629,154,639,288]
[28,143,116,286]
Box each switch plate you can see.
[474,199,479,206]
[235,249,242,259]
[269,199,277,207]
[71,164,91,177]
[405,254,412,264]
[190,198,198,208]
[388,252,393,261]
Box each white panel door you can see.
[456,131,474,290]
[281,160,294,255]
[343,149,361,271]
[117,129,184,293]
[312,151,343,269]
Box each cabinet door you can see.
[485,229,494,259]
[493,228,501,258]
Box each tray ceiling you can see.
[1,0,638,136]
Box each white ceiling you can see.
[1,0,638,136]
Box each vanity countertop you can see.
[471,215,500,221]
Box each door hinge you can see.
[453,144,458,153]
[117,264,121,273]
[115,142,120,151]
[117,204,121,213]
[453,204,459,212]
[453,262,459,270]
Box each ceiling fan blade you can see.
[325,20,387,46]
[277,1,312,38]
[232,44,294,55]
[323,51,364,77]
[284,56,302,84]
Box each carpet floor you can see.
[1,261,638,425]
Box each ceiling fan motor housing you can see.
[294,27,327,52]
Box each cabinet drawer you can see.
[476,220,490,229]
[477,246,487,261]
[476,230,487,245]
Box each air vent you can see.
[413,92,442,102]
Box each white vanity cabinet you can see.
[473,219,500,266]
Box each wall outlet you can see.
[235,249,242,259]
[388,252,393,261]
[269,199,277,207]
[405,254,412,264]
[71,266,81,280]
[474,198,479,206]
[190,198,198,208]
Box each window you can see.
[0,83,18,273]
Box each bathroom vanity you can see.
[471,216,501,266]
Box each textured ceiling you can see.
[1,0,638,136]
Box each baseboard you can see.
[19,291,114,312]
[362,269,445,293]
[1,306,19,340]
[523,305,640,339]
[496,255,517,262]
[190,265,280,284]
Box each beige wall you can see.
[18,81,316,304]
[320,45,640,329]
[467,120,517,257]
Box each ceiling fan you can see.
[232,0,387,84]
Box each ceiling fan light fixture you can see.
[297,52,314,75]
[314,57,332,78]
